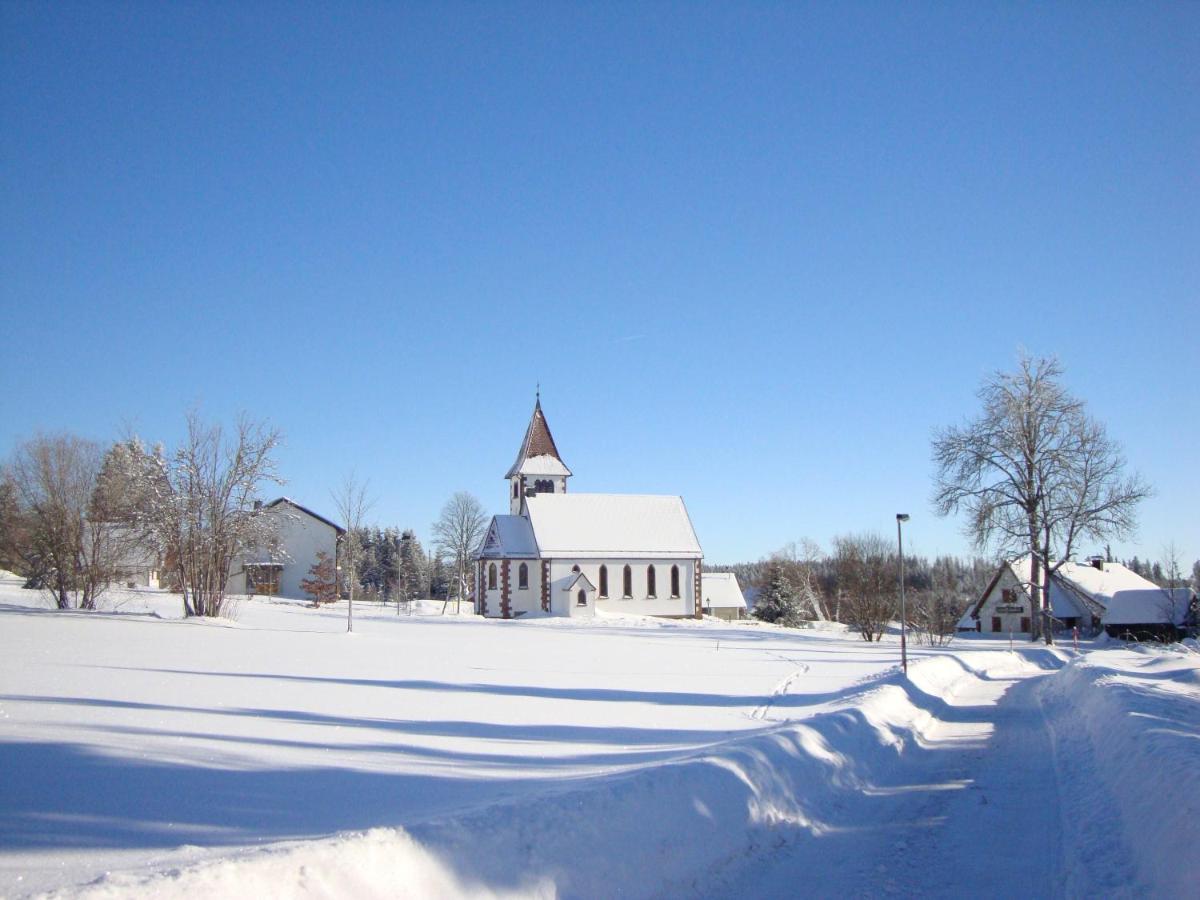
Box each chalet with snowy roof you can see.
[701,572,747,621]
[474,398,703,619]
[962,555,1186,637]
[228,497,345,601]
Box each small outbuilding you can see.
[701,572,747,621]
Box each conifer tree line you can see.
[340,526,453,603]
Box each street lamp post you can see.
[896,513,910,676]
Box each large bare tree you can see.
[331,473,374,632]
[2,433,116,609]
[105,414,284,618]
[431,491,486,614]
[934,354,1148,642]
[834,532,896,642]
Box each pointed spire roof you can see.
[505,397,572,479]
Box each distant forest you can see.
[706,545,1200,610]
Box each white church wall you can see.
[479,558,544,617]
[546,558,697,618]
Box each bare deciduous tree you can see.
[331,473,374,633]
[834,532,896,642]
[3,433,114,609]
[431,491,486,614]
[934,354,1149,644]
[909,568,968,647]
[106,415,284,618]
[1156,543,1195,639]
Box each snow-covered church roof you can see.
[525,493,701,559]
[477,515,538,558]
[505,398,572,479]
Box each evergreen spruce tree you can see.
[377,527,399,600]
[752,561,806,627]
[397,529,427,605]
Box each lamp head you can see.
[896,513,910,523]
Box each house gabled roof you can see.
[265,497,346,535]
[505,398,572,479]
[968,556,1158,622]
[1104,588,1196,626]
[702,572,746,609]
[524,493,702,559]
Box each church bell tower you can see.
[505,395,572,515]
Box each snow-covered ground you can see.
[1,574,1196,898]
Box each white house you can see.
[701,572,747,621]
[964,555,1163,636]
[227,498,345,601]
[474,398,704,619]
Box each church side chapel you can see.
[474,397,704,619]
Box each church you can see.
[474,398,704,619]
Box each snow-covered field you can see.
[1,573,1196,898]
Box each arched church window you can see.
[599,565,608,598]
[622,565,632,598]
[488,563,497,590]
[513,481,518,499]
[647,565,656,598]
[577,589,587,607]
[534,479,553,493]
[671,565,680,598]
[518,563,528,590]
[572,564,580,573]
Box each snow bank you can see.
[1041,645,1200,897]
[44,829,551,900]
[46,653,1043,900]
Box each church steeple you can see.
[506,396,572,514]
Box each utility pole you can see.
[896,514,910,676]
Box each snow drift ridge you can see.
[48,652,1048,900]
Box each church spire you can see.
[505,395,572,514]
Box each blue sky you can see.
[2,3,1197,566]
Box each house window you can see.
[992,616,1002,632]
[577,589,587,607]
[1002,588,1016,603]
[518,562,528,590]
[246,564,282,596]
[1021,617,1031,633]
[647,565,656,598]
[488,563,497,590]
[670,565,680,598]
[599,565,608,598]
[623,565,632,598]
